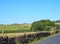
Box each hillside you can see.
[0,24,31,33]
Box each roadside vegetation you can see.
[0,19,60,44]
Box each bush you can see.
[31,20,55,31]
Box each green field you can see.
[0,24,31,33]
[0,22,59,33]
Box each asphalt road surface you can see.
[36,33,60,44]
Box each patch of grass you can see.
[29,37,44,44]
[0,32,37,37]
[0,24,31,33]
[29,32,60,44]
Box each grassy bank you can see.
[0,32,38,37]
[29,32,60,44]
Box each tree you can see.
[31,19,55,31]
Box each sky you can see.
[0,0,60,24]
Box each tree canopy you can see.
[31,19,55,31]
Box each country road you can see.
[35,33,60,44]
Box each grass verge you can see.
[29,32,60,44]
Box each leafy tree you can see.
[31,19,55,31]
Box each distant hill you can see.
[0,23,32,33]
[0,23,32,30]
[0,23,31,28]
[14,23,31,28]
